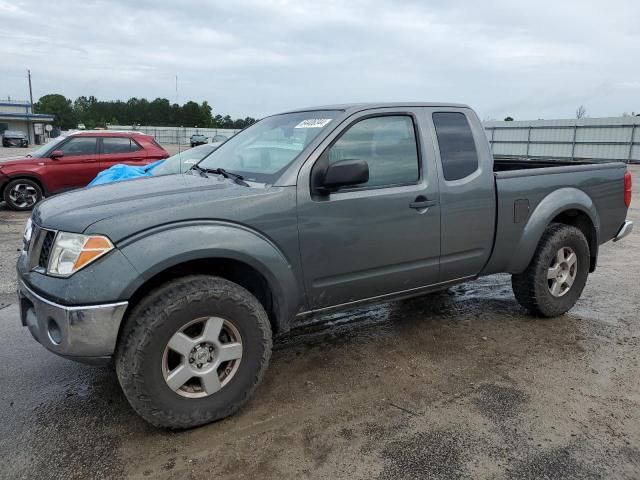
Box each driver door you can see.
[296,109,441,309]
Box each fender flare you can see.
[506,187,600,274]
[118,221,302,331]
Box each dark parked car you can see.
[190,134,208,147]
[0,131,169,210]
[2,130,29,147]
[212,134,228,143]
[17,102,633,429]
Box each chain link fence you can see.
[107,125,242,145]
[484,117,640,164]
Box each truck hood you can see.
[32,173,278,241]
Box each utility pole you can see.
[27,69,35,144]
[27,69,34,107]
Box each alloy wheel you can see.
[162,316,243,398]
[547,246,578,297]
[8,183,38,208]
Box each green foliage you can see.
[35,94,257,129]
[33,94,77,129]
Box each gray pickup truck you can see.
[17,103,633,428]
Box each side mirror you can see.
[50,150,64,159]
[319,159,369,193]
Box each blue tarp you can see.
[88,160,165,187]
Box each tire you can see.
[511,224,590,317]
[115,275,272,429]
[3,178,43,211]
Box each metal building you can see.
[0,100,54,145]
[484,116,640,163]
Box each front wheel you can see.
[511,224,590,317]
[3,178,43,210]
[115,275,272,429]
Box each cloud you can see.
[1,0,638,119]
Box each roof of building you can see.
[0,112,55,121]
[0,100,54,122]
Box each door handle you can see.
[410,197,438,209]
[82,159,97,163]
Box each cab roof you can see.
[68,130,150,137]
[279,102,470,115]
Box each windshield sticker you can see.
[294,118,332,129]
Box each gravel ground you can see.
[0,163,638,480]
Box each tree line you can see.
[33,94,257,130]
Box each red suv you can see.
[0,131,169,210]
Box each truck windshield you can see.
[197,110,341,183]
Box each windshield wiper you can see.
[199,167,250,187]
[190,164,209,178]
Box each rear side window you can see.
[102,137,141,154]
[150,139,164,150]
[327,115,420,189]
[59,137,97,155]
[433,112,479,181]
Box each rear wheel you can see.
[511,224,590,317]
[115,275,272,429]
[3,178,43,210]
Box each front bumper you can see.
[18,281,128,361]
[3,139,28,147]
[613,220,633,242]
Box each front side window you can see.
[102,137,139,154]
[198,110,340,183]
[59,137,97,156]
[327,115,420,189]
[29,136,66,158]
[432,112,479,181]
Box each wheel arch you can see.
[2,174,48,198]
[507,187,600,274]
[116,223,304,343]
[122,257,281,336]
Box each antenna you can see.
[176,74,182,155]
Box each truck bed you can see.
[482,159,628,276]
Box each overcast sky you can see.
[1,0,639,120]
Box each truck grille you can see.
[38,231,55,268]
[28,225,57,271]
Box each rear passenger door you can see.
[99,136,147,171]
[46,136,100,191]
[426,108,496,281]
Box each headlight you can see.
[47,232,114,277]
